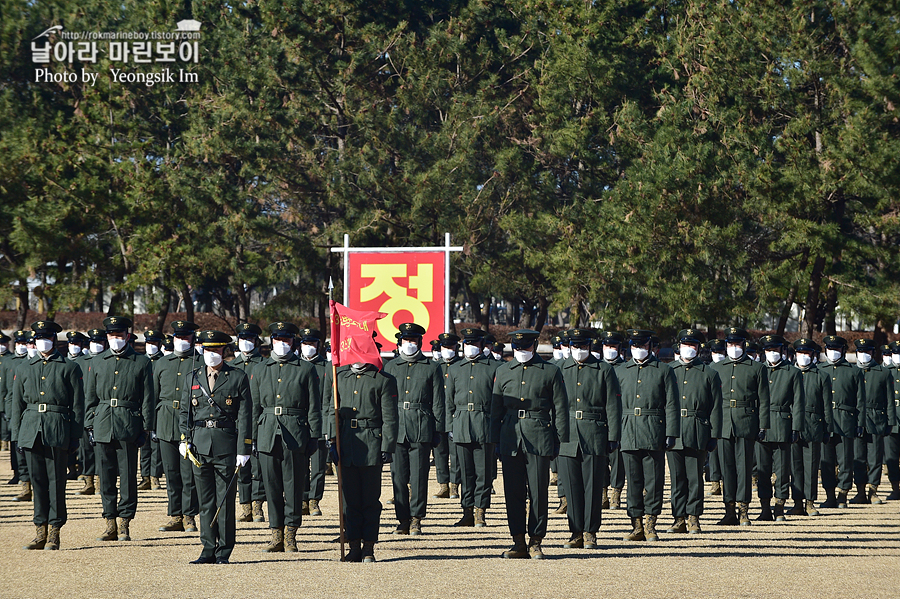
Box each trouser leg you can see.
[685,448,706,516]
[708,444,722,482]
[667,450,688,518]
[213,457,237,560]
[558,453,584,534]
[304,439,326,502]
[342,465,383,542]
[623,450,646,518]
[884,432,900,484]
[804,441,821,501]
[867,434,884,486]
[180,446,199,517]
[238,455,252,504]
[391,442,412,523]
[820,441,837,490]
[409,442,430,520]
[835,436,854,490]
[14,441,30,482]
[116,441,139,519]
[474,443,494,509]
[458,442,477,509]
[643,450,665,516]
[735,438,755,503]
[502,453,527,537]
[159,440,183,516]
[721,437,738,504]
[434,432,450,485]
[525,452,550,538]
[791,442,806,501]
[251,455,265,501]
[610,447,625,488]
[282,446,307,528]
[195,460,218,559]
[260,439,286,528]
[449,435,461,485]
[27,436,67,526]
[139,435,152,478]
[97,442,120,518]
[756,442,775,501]
[773,442,791,499]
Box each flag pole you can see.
[329,277,347,561]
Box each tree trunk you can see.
[823,281,838,335]
[534,296,549,333]
[873,318,889,348]
[181,283,194,324]
[154,287,171,331]
[800,256,826,338]
[234,283,250,323]
[518,298,533,328]
[775,283,798,337]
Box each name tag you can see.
[191,385,200,390]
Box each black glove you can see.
[16,444,25,455]
[856,426,865,439]
[757,429,766,442]
[87,428,96,446]
[305,437,319,456]
[150,430,159,443]
[1,412,8,422]
[251,441,259,458]
[381,451,393,464]
[494,444,501,459]
[326,439,339,464]
[67,437,79,453]
[607,440,620,453]
[705,438,717,453]
[448,431,454,443]
[551,441,560,459]
[135,430,147,446]
[665,436,676,450]
[822,432,831,445]
[791,431,801,444]
[430,432,442,448]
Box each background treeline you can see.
[1,0,898,342]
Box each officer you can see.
[850,338,893,505]
[885,341,900,500]
[229,323,267,522]
[137,329,165,492]
[550,332,568,513]
[551,335,564,363]
[162,335,174,356]
[3,331,31,495]
[746,341,761,362]
[446,328,499,527]
[557,328,621,549]
[667,329,723,534]
[491,329,568,559]
[324,353,399,562]
[711,327,770,525]
[430,340,442,363]
[0,331,10,453]
[434,332,461,501]
[598,331,626,510]
[708,338,727,365]
[881,344,894,368]
[155,320,201,534]
[619,329,679,542]
[297,327,327,517]
[179,330,253,564]
[62,333,88,482]
[789,338,832,516]
[252,321,322,552]
[11,321,84,550]
[755,335,803,521]
[83,316,155,542]
[484,334,498,360]
[705,337,727,497]
[490,340,505,362]
[818,335,866,508]
[74,328,107,496]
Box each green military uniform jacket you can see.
[153,351,199,443]
[856,363,893,436]
[669,359,723,451]
[817,359,865,437]
[445,355,499,445]
[796,364,833,443]
[179,362,252,457]
[558,356,621,457]
[439,356,460,434]
[11,351,84,449]
[230,350,266,379]
[303,354,328,432]
[83,346,156,443]
[251,353,323,453]
[324,365,399,467]
[888,365,900,434]
[763,361,804,442]
[490,355,569,457]
[383,353,445,444]
[618,357,680,451]
[2,354,26,418]
[711,355,770,440]
[0,350,11,417]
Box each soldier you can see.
[817,335,866,509]
[667,329,722,534]
[491,329,568,559]
[384,322,445,535]
[4,331,31,494]
[137,329,164,492]
[746,341,761,363]
[881,344,894,368]
[849,338,893,505]
[618,329,679,542]
[0,331,10,453]
[229,323,267,522]
[551,335,564,363]
[252,321,322,552]
[324,354,399,562]
[162,335,174,356]
[557,328,621,549]
[155,320,201,534]
[711,327,770,525]
[755,335,803,521]
[83,316,155,542]
[446,328,499,527]
[598,331,626,510]
[297,327,328,517]
[705,337,727,497]
[433,332,462,500]
[179,330,253,564]
[708,338,727,364]
[885,341,900,500]
[11,321,83,550]
[789,338,832,516]
[490,340,505,362]
[74,328,107,497]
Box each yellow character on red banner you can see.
[359,262,433,341]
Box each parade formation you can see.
[2,316,899,563]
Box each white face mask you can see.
[326,352,332,362]
[765,351,782,365]
[271,339,292,357]
[15,344,27,356]
[35,338,54,353]
[174,338,192,353]
[631,347,649,361]
[571,348,590,363]
[196,346,204,355]
[463,344,481,359]
[826,349,842,363]
[856,352,872,365]
[513,349,534,364]
[68,344,81,357]
[238,339,255,354]
[727,346,743,360]
[893,354,900,366]
[680,346,698,361]
[561,346,571,359]
[108,337,127,352]
[491,352,502,361]
[401,341,418,356]
[145,343,159,356]
[883,355,893,367]
[301,344,318,359]
[90,341,105,355]
[796,353,812,367]
[482,346,492,357]
[711,352,726,363]
[162,348,172,356]
[602,347,619,361]
[440,347,456,361]
[203,351,223,367]
[552,349,563,361]
[27,346,38,358]
[591,351,602,360]
[0,344,7,354]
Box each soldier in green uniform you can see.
[705,338,728,497]
[884,341,900,500]
[75,328,107,497]
[179,330,253,564]
[324,356,399,562]
[61,333,88,482]
[11,321,84,550]
[383,322,445,535]
[4,331,31,494]
[0,331,11,453]
[618,329,679,542]
[434,332,462,500]
[755,335,803,521]
[446,328,499,527]
[155,321,201,533]
[297,327,328,517]
[136,329,164,491]
[598,331,626,510]
[817,335,866,508]
[557,328,621,549]
[789,338,832,516]
[490,339,504,361]
[667,329,723,534]
[252,321,322,552]
[491,329,568,559]
[83,316,155,542]
[849,338,893,505]
[229,323,267,522]
[551,335,564,364]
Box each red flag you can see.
[329,300,387,369]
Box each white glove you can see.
[179,441,188,458]
[236,454,251,468]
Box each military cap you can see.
[724,327,749,342]
[143,329,164,342]
[566,328,596,344]
[268,321,300,337]
[198,330,231,347]
[459,327,486,341]
[591,337,605,351]
[760,334,787,349]
[890,341,900,354]
[509,329,540,347]
[438,332,460,346]
[708,338,726,353]
[492,340,505,353]
[395,332,404,341]
[879,343,891,356]
[13,330,28,342]
[551,334,563,348]
[163,334,174,351]
[170,320,199,335]
[299,328,322,342]
[484,334,497,344]
[0,331,9,343]
[677,328,706,344]
[87,328,107,341]
[650,335,661,348]
[429,339,441,349]
[626,329,655,343]
[104,315,133,332]
[324,341,331,352]
[31,320,62,338]
[746,341,760,353]
[822,335,847,348]
[397,322,427,338]
[854,338,876,352]
[236,323,262,337]
[793,337,818,352]
[66,331,88,344]
[599,331,625,346]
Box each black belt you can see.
[679,409,707,418]
[263,407,306,417]
[459,402,488,413]
[630,408,663,416]
[572,410,604,421]
[725,399,755,408]
[508,409,547,420]
[400,402,425,410]
[343,418,380,429]
[107,399,139,409]
[195,419,235,429]
[26,403,71,414]
[832,402,857,411]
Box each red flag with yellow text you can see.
[329,300,388,369]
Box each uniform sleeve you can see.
[10,365,25,444]
[791,369,804,433]
[178,373,191,441]
[237,371,253,455]
[490,371,504,444]
[854,369,866,428]
[888,372,897,429]
[380,372,399,453]
[663,366,681,438]
[821,371,834,433]
[251,369,262,441]
[84,361,97,430]
[605,365,622,443]
[709,369,724,439]
[550,366,569,444]
[323,367,335,440]
[757,364,771,430]
[140,358,155,432]
[307,364,323,439]
[445,364,457,428]
[70,362,85,440]
[431,362,446,433]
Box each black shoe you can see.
[190,556,216,564]
[7,475,19,485]
[215,558,230,564]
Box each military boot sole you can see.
[623,532,646,541]
[563,537,584,549]
[501,549,530,559]
[848,493,870,505]
[755,511,774,522]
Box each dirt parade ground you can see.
[0,451,898,599]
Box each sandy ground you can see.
[0,451,898,599]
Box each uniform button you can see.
[731,389,734,393]
[577,398,581,402]
[578,366,582,370]
[470,376,474,379]
[832,390,835,394]
[407,376,411,380]
[40,391,44,395]
[116,358,120,361]
[469,390,473,394]
[684,381,687,384]
[41,376,45,380]
[177,372,181,376]
[732,376,735,379]
[43,361,48,365]
[524,366,527,370]
[280,364,283,367]
[683,396,686,399]
[636,395,640,398]
[115,371,119,375]
[520,398,524,401]
[356,375,360,379]
[176,387,180,391]
[113,386,117,390]
[405,390,409,394]
[276,395,281,398]
[354,391,358,394]
[353,407,357,411]
[577,382,581,386]
[637,380,641,383]
[522,381,525,385]
[278,379,282,382]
